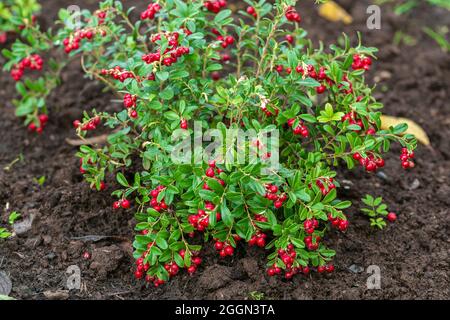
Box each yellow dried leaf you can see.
[318,1,353,25]
[380,115,430,146]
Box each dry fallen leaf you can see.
[319,1,353,25]
[380,115,430,146]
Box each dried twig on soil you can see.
[66,134,109,146]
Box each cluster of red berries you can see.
[341,111,363,131]
[123,93,138,118]
[327,213,349,232]
[303,218,319,235]
[143,32,190,67]
[352,54,372,71]
[353,152,385,172]
[248,231,267,248]
[270,245,298,279]
[112,198,131,210]
[204,160,224,178]
[135,246,202,286]
[123,93,137,108]
[246,6,257,18]
[101,66,136,82]
[96,11,107,25]
[260,104,279,117]
[305,234,321,250]
[214,239,235,257]
[204,0,227,13]
[134,243,160,285]
[285,6,301,22]
[315,177,335,196]
[287,118,309,137]
[149,185,168,212]
[337,74,354,95]
[268,263,314,279]
[140,2,161,20]
[188,209,211,232]
[399,148,415,169]
[296,65,332,94]
[28,114,48,134]
[63,28,105,54]
[277,63,331,95]
[142,51,161,64]
[73,116,101,131]
[264,184,286,209]
[315,67,331,94]
[10,54,43,81]
[317,264,335,274]
[212,29,234,49]
[275,64,291,74]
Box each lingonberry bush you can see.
[2,0,417,286]
[0,0,40,43]
[1,0,63,133]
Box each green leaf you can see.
[116,173,129,187]
[206,178,224,194]
[299,114,317,123]
[156,71,169,82]
[155,234,168,250]
[159,87,174,100]
[221,201,233,227]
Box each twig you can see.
[66,134,109,146]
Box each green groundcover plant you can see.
[2,0,416,286]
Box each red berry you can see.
[256,237,266,248]
[192,257,202,265]
[121,199,130,209]
[187,265,196,274]
[387,212,397,222]
[338,219,349,231]
[375,158,385,168]
[285,34,294,44]
[365,161,377,172]
[113,201,121,210]
[315,85,326,94]
[224,245,234,256]
[325,264,335,273]
[274,200,283,209]
[269,185,278,194]
[130,110,138,118]
[205,167,215,177]
[401,161,410,169]
[215,241,224,251]
[225,36,234,45]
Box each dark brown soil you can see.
[0,0,448,300]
